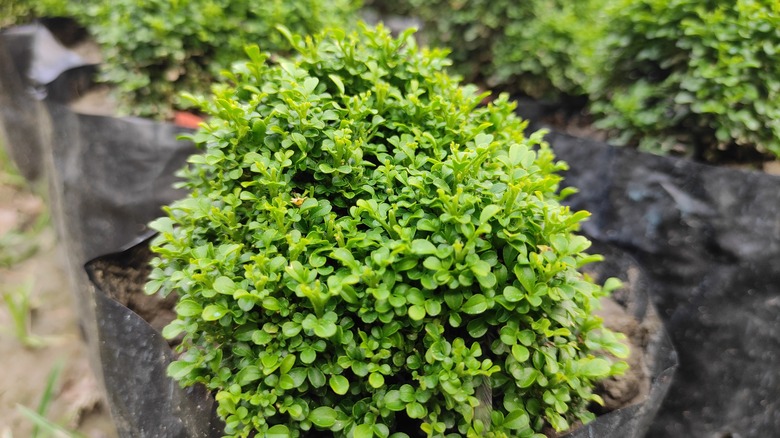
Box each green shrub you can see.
[146,24,628,437]
[0,0,68,28]
[590,0,780,158]
[371,0,605,99]
[0,1,34,27]
[45,0,360,118]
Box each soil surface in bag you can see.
[547,131,780,437]
[86,235,676,438]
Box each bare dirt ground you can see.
[0,146,116,437]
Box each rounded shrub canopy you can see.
[147,23,627,438]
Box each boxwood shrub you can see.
[41,0,361,118]
[367,0,605,99]
[0,1,33,27]
[146,24,628,437]
[589,0,780,159]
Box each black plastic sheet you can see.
[546,132,780,437]
[41,109,216,435]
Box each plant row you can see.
[5,0,778,160]
[371,0,780,160]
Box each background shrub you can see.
[366,0,605,100]
[147,24,627,437]
[29,0,361,118]
[0,0,34,28]
[589,0,780,159]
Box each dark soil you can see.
[595,292,650,411]
[87,242,177,334]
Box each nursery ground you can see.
[0,143,116,437]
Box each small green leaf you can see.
[503,409,530,430]
[213,276,236,294]
[280,354,296,374]
[202,304,228,321]
[503,285,523,302]
[384,390,404,411]
[161,320,185,339]
[517,330,535,346]
[236,366,261,385]
[252,330,271,345]
[144,280,163,295]
[314,320,338,338]
[603,277,623,294]
[406,402,426,419]
[399,384,415,402]
[411,239,437,255]
[279,374,296,390]
[328,74,345,95]
[148,217,175,234]
[285,368,307,388]
[605,338,630,359]
[308,367,326,387]
[424,300,442,316]
[515,367,540,388]
[479,204,501,225]
[266,424,291,438]
[408,305,426,321]
[462,295,488,314]
[514,266,536,292]
[175,300,202,317]
[329,375,350,395]
[167,360,196,380]
[332,248,357,267]
[444,291,463,310]
[301,347,317,364]
[303,77,319,94]
[262,297,281,311]
[368,373,385,388]
[512,344,530,362]
[309,406,338,428]
[354,423,374,438]
[470,260,491,277]
[546,409,569,432]
[579,358,611,378]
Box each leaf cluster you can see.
[146,24,627,437]
[39,0,361,119]
[589,0,780,158]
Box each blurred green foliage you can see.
[590,0,780,159]
[2,0,362,119]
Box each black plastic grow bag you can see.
[84,235,676,437]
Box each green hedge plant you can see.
[368,0,606,99]
[146,24,628,437]
[40,0,360,118]
[589,0,780,159]
[0,0,34,28]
